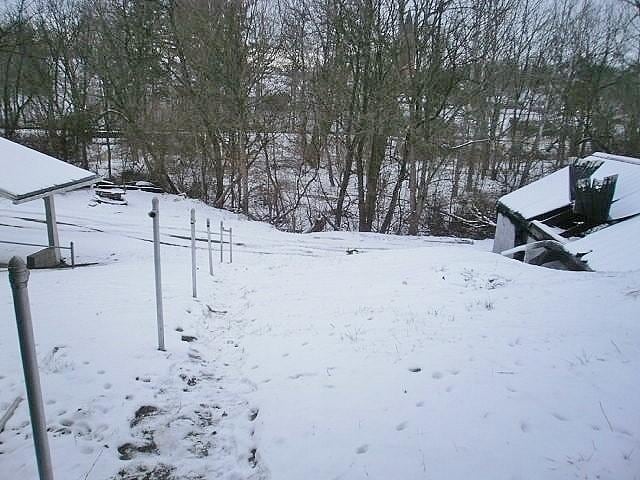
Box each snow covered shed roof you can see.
[566,214,640,271]
[495,152,640,271]
[589,152,640,220]
[498,152,640,221]
[0,137,101,204]
[498,166,571,220]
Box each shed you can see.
[493,152,640,271]
[0,137,101,267]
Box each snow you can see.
[593,152,640,167]
[1,190,640,479]
[589,158,640,220]
[0,137,100,203]
[497,154,640,221]
[566,215,640,272]
[498,166,571,220]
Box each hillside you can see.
[1,190,639,479]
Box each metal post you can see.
[8,257,55,480]
[43,196,61,264]
[190,208,197,298]
[229,227,233,264]
[206,218,213,276]
[219,220,224,263]
[69,242,75,269]
[148,198,165,351]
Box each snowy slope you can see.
[1,190,639,480]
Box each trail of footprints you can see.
[0,324,262,478]
[112,326,264,479]
[350,367,463,455]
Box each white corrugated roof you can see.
[0,137,100,204]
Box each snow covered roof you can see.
[566,215,640,271]
[590,153,640,220]
[497,152,640,271]
[498,166,571,220]
[0,137,101,204]
[498,152,640,221]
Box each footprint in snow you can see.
[249,408,259,422]
[356,444,369,454]
[289,373,316,380]
[552,412,568,422]
[80,446,94,455]
[59,418,73,427]
[395,421,408,431]
[432,371,443,380]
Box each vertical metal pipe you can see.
[229,228,233,263]
[219,220,223,263]
[43,196,61,264]
[8,257,55,480]
[149,198,165,351]
[69,242,75,269]
[190,208,197,298]
[207,218,213,276]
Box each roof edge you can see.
[11,174,102,204]
[592,152,640,166]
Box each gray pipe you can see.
[219,220,224,263]
[149,198,165,350]
[207,218,213,276]
[190,209,197,298]
[8,257,55,480]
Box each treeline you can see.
[1,0,638,236]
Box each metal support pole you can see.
[229,228,233,264]
[8,257,55,480]
[43,196,61,264]
[69,242,75,269]
[190,209,197,298]
[219,221,224,263]
[148,198,165,351]
[207,218,213,276]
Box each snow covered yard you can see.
[1,190,639,479]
